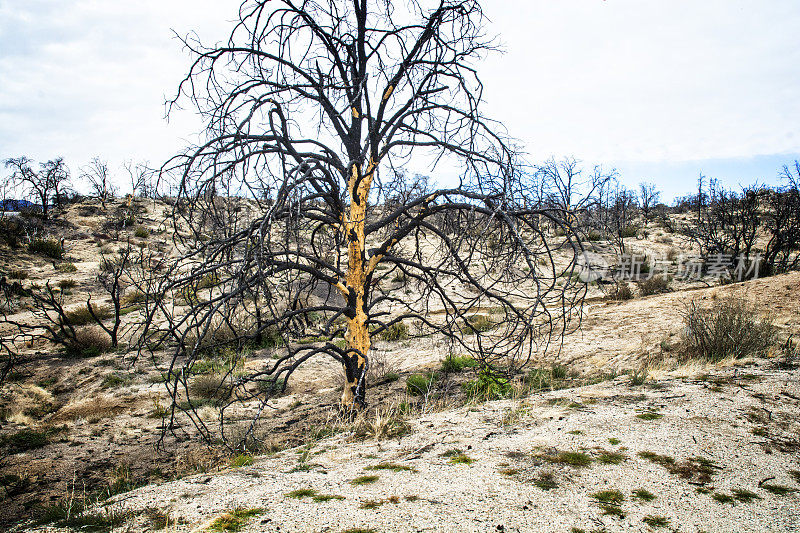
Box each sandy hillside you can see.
[14,272,800,533]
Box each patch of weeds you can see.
[366,463,416,472]
[632,488,656,502]
[696,486,713,495]
[732,489,761,503]
[230,454,254,468]
[597,450,627,465]
[608,438,621,445]
[406,372,438,396]
[761,484,797,496]
[543,450,593,468]
[441,355,479,373]
[449,453,474,465]
[712,492,734,504]
[56,262,78,273]
[592,490,624,505]
[350,475,379,486]
[499,468,519,476]
[636,411,663,421]
[379,321,408,341]
[207,508,263,532]
[642,515,670,528]
[312,494,345,502]
[638,451,720,484]
[286,488,317,499]
[598,502,625,518]
[533,471,558,490]
[462,370,513,401]
[101,373,130,389]
[383,372,399,382]
[462,314,495,334]
[1,428,54,453]
[567,430,583,435]
[28,238,63,259]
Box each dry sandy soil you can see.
[2,201,799,532]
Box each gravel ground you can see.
[22,358,800,533]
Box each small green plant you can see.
[57,279,77,290]
[365,463,416,472]
[230,454,254,468]
[62,304,113,326]
[597,450,627,465]
[608,281,633,300]
[7,269,28,279]
[732,488,761,502]
[608,438,621,445]
[532,471,558,490]
[101,373,130,389]
[286,488,317,499]
[406,372,438,396]
[636,411,663,421]
[56,262,77,273]
[28,238,63,259]
[544,450,593,468]
[592,490,624,505]
[448,453,474,465]
[312,493,345,502]
[440,355,478,373]
[461,314,495,334]
[379,321,408,341]
[638,275,672,296]
[462,370,513,401]
[632,488,656,501]
[712,492,734,504]
[642,515,670,528]
[350,475,379,485]
[207,508,263,532]
[761,484,797,495]
[1,429,52,453]
[133,226,149,239]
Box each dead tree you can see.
[148,0,586,445]
[81,157,117,209]
[3,157,71,219]
[638,182,660,223]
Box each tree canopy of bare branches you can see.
[3,156,71,219]
[147,0,586,447]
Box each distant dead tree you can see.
[638,182,660,223]
[80,157,118,208]
[3,156,71,219]
[146,0,586,446]
[535,157,615,217]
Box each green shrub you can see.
[208,508,263,532]
[55,262,77,273]
[619,226,639,238]
[230,454,254,468]
[608,281,633,300]
[440,355,478,373]
[461,314,495,334]
[62,304,112,326]
[57,279,76,290]
[0,429,52,453]
[190,373,227,399]
[28,239,63,259]
[133,226,149,239]
[64,326,112,358]
[682,298,777,361]
[7,269,28,280]
[462,370,513,400]
[638,275,671,296]
[406,372,438,396]
[379,321,408,341]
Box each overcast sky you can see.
[1,0,799,199]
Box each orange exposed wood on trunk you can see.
[340,159,376,407]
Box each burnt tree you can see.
[149,0,585,444]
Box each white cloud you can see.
[0,0,798,196]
